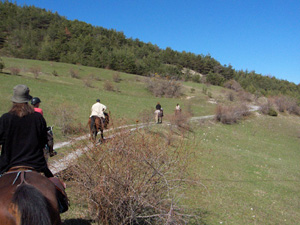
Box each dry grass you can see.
[67,125,196,224]
[8,66,21,75]
[29,66,41,79]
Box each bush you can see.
[0,58,4,72]
[202,86,207,95]
[273,96,300,115]
[112,72,121,83]
[207,91,212,98]
[104,81,114,91]
[268,108,278,116]
[223,80,242,92]
[29,66,41,79]
[8,67,21,75]
[69,128,194,224]
[70,68,80,79]
[51,103,80,135]
[52,70,58,76]
[238,91,253,102]
[260,101,278,116]
[227,92,235,101]
[146,78,182,98]
[215,104,250,124]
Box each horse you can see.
[88,112,109,143]
[0,168,61,225]
[155,109,163,124]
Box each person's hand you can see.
[50,150,57,157]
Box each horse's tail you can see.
[12,184,52,225]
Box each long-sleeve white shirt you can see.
[90,102,106,118]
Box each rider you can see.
[90,98,107,128]
[31,97,43,115]
[0,85,53,177]
[0,84,68,213]
[175,103,181,115]
[156,102,162,110]
[31,96,56,157]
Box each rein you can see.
[2,167,34,186]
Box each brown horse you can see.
[88,112,109,143]
[0,169,61,225]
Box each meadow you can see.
[1,57,299,224]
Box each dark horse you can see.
[0,168,61,225]
[88,112,109,143]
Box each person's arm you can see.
[0,116,4,145]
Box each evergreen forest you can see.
[1,1,299,101]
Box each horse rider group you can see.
[0,84,68,214]
[0,84,181,216]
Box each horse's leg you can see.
[90,117,98,143]
[99,118,105,142]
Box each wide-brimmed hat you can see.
[11,84,32,103]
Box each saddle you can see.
[7,166,69,213]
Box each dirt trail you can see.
[49,105,260,174]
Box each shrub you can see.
[8,67,21,75]
[70,68,80,79]
[215,104,250,124]
[238,91,253,102]
[29,66,41,79]
[227,92,235,101]
[192,74,200,83]
[207,91,212,98]
[112,72,121,83]
[190,88,195,93]
[260,101,278,116]
[52,70,58,76]
[51,103,80,135]
[103,81,114,91]
[268,108,278,116]
[146,78,182,98]
[202,86,207,95]
[0,58,4,72]
[273,96,300,115]
[83,78,94,88]
[69,128,194,224]
[223,80,242,92]
[138,108,154,125]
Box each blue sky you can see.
[13,0,300,84]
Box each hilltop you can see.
[1,1,300,102]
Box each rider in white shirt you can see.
[90,99,106,119]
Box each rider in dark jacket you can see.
[0,84,69,213]
[156,102,161,110]
[0,84,53,177]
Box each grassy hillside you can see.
[0,57,216,141]
[186,115,300,224]
[1,57,299,224]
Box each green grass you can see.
[1,57,300,224]
[0,57,216,141]
[185,115,300,224]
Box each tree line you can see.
[0,1,299,101]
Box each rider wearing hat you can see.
[0,84,68,213]
[31,97,43,115]
[0,85,52,176]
